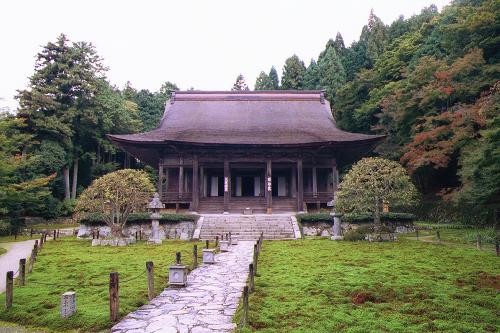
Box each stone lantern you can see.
[328,196,343,241]
[148,193,164,244]
[169,252,188,287]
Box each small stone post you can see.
[6,271,13,309]
[146,261,154,301]
[60,291,76,318]
[415,228,419,240]
[19,258,26,286]
[109,272,119,322]
[436,230,441,242]
[476,234,482,250]
[169,252,188,287]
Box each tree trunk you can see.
[71,159,78,200]
[374,196,381,232]
[62,165,71,200]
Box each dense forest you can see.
[0,0,498,232]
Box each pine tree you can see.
[366,9,387,64]
[333,32,345,52]
[318,46,347,102]
[268,66,280,89]
[231,74,249,91]
[281,55,306,90]
[254,71,273,90]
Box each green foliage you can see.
[0,239,204,331]
[317,46,346,101]
[254,71,273,90]
[464,228,500,243]
[236,239,499,332]
[336,158,419,226]
[281,55,306,89]
[268,66,280,89]
[343,229,367,241]
[75,169,155,235]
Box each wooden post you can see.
[135,231,138,241]
[266,159,272,214]
[242,286,249,327]
[297,159,304,212]
[205,240,209,249]
[97,229,100,240]
[146,262,154,301]
[57,229,60,238]
[436,230,441,242]
[476,234,482,250]
[253,243,258,276]
[109,272,119,322]
[215,236,219,248]
[28,249,36,273]
[40,234,44,248]
[415,228,419,240]
[53,230,56,240]
[30,229,33,238]
[6,271,13,309]
[176,252,181,265]
[19,258,26,286]
[44,233,47,242]
[34,240,38,249]
[192,155,199,212]
[193,245,198,268]
[224,159,230,213]
[249,263,254,293]
[495,239,499,257]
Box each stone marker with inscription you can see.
[60,291,76,318]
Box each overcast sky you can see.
[1,0,451,110]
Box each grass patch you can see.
[237,238,499,332]
[0,247,6,256]
[0,238,203,332]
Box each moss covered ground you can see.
[238,238,499,333]
[0,238,203,332]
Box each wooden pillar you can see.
[266,159,272,214]
[224,160,230,213]
[192,155,199,212]
[297,159,304,212]
[158,163,163,198]
[332,160,338,193]
[178,157,184,197]
[291,167,297,198]
[199,167,204,198]
[312,167,318,196]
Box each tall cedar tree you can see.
[268,66,280,89]
[254,71,273,90]
[281,55,306,90]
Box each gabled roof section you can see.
[109,90,384,146]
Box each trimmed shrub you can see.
[79,213,198,226]
[297,212,415,224]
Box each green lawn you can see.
[238,238,499,333]
[0,238,204,332]
[0,247,6,256]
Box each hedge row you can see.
[296,212,416,224]
[79,212,198,226]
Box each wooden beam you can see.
[192,155,199,212]
[266,160,272,214]
[297,159,304,212]
[332,159,338,193]
[224,160,230,213]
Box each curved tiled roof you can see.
[109,91,384,146]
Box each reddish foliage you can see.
[352,292,376,304]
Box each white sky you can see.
[1,0,451,111]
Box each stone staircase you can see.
[199,215,296,240]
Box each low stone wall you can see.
[78,221,196,240]
[301,222,359,237]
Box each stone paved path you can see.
[0,240,36,293]
[112,241,255,333]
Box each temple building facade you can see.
[109,91,383,214]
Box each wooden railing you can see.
[161,192,192,203]
[304,191,334,202]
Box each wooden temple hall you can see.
[109,91,384,214]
